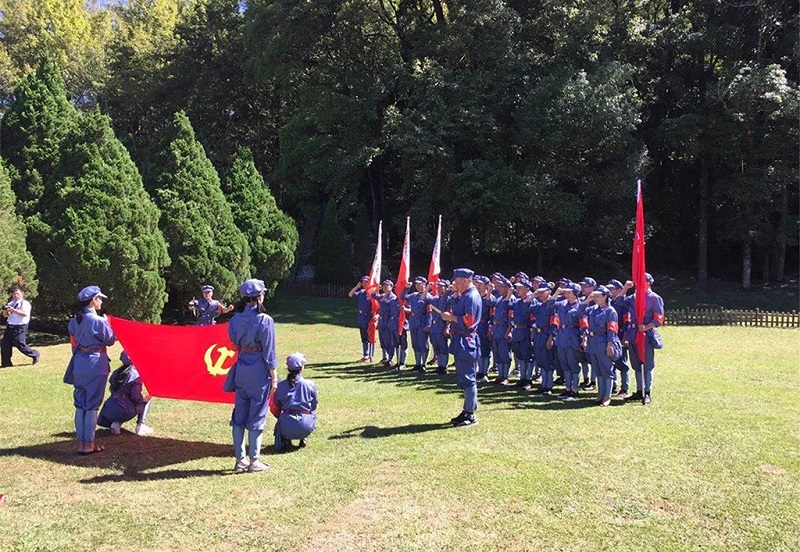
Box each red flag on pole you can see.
[365,221,383,344]
[396,217,411,335]
[428,215,442,296]
[632,180,647,363]
[108,316,236,404]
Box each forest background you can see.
[0,0,797,321]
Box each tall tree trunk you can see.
[742,238,752,290]
[771,181,788,281]
[536,246,544,274]
[432,0,446,24]
[697,153,710,283]
[761,250,769,284]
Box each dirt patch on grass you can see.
[760,463,787,475]
[300,461,494,551]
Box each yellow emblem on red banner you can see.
[205,344,235,376]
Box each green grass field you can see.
[1,296,799,552]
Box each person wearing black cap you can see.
[440,269,482,426]
[348,276,374,362]
[607,279,631,397]
[372,280,397,366]
[620,273,665,404]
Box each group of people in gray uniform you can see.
[63,281,318,472]
[352,270,665,416]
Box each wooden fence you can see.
[664,308,798,328]
[279,284,799,328]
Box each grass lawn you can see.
[1,295,798,551]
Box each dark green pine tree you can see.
[147,111,250,304]
[0,57,77,217]
[33,109,170,321]
[222,147,298,296]
[0,160,38,296]
[313,198,352,284]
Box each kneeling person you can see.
[273,353,318,451]
[98,351,153,436]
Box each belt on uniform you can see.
[514,324,526,329]
[560,325,577,329]
[535,328,548,333]
[77,346,106,353]
[238,346,262,353]
[589,331,599,336]
[283,408,312,415]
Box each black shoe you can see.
[625,391,643,401]
[436,367,448,375]
[557,390,570,399]
[532,374,541,382]
[453,412,477,427]
[299,438,308,447]
[414,365,426,374]
[554,377,565,386]
[489,365,498,373]
[32,355,40,365]
[581,378,589,387]
[450,411,467,424]
[476,374,489,383]
[644,393,652,405]
[514,379,526,388]
[520,380,532,390]
[583,382,596,391]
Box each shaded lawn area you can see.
[0,296,798,551]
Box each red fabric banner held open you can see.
[108,316,237,404]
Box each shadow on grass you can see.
[330,422,452,440]
[0,431,252,483]
[315,361,539,407]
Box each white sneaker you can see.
[110,422,121,436]
[234,458,249,472]
[248,459,270,472]
[134,423,154,436]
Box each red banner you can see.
[428,215,441,296]
[365,221,383,344]
[396,216,410,334]
[632,180,647,361]
[108,316,236,404]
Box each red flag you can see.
[632,180,647,361]
[428,215,442,296]
[108,316,236,404]
[365,221,383,344]
[396,217,411,334]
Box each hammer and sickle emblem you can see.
[205,344,235,376]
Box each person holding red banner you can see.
[98,351,154,436]
[620,274,665,404]
[348,276,374,362]
[422,280,453,375]
[404,277,431,372]
[65,285,116,455]
[372,280,397,366]
[223,278,278,473]
[273,352,318,451]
